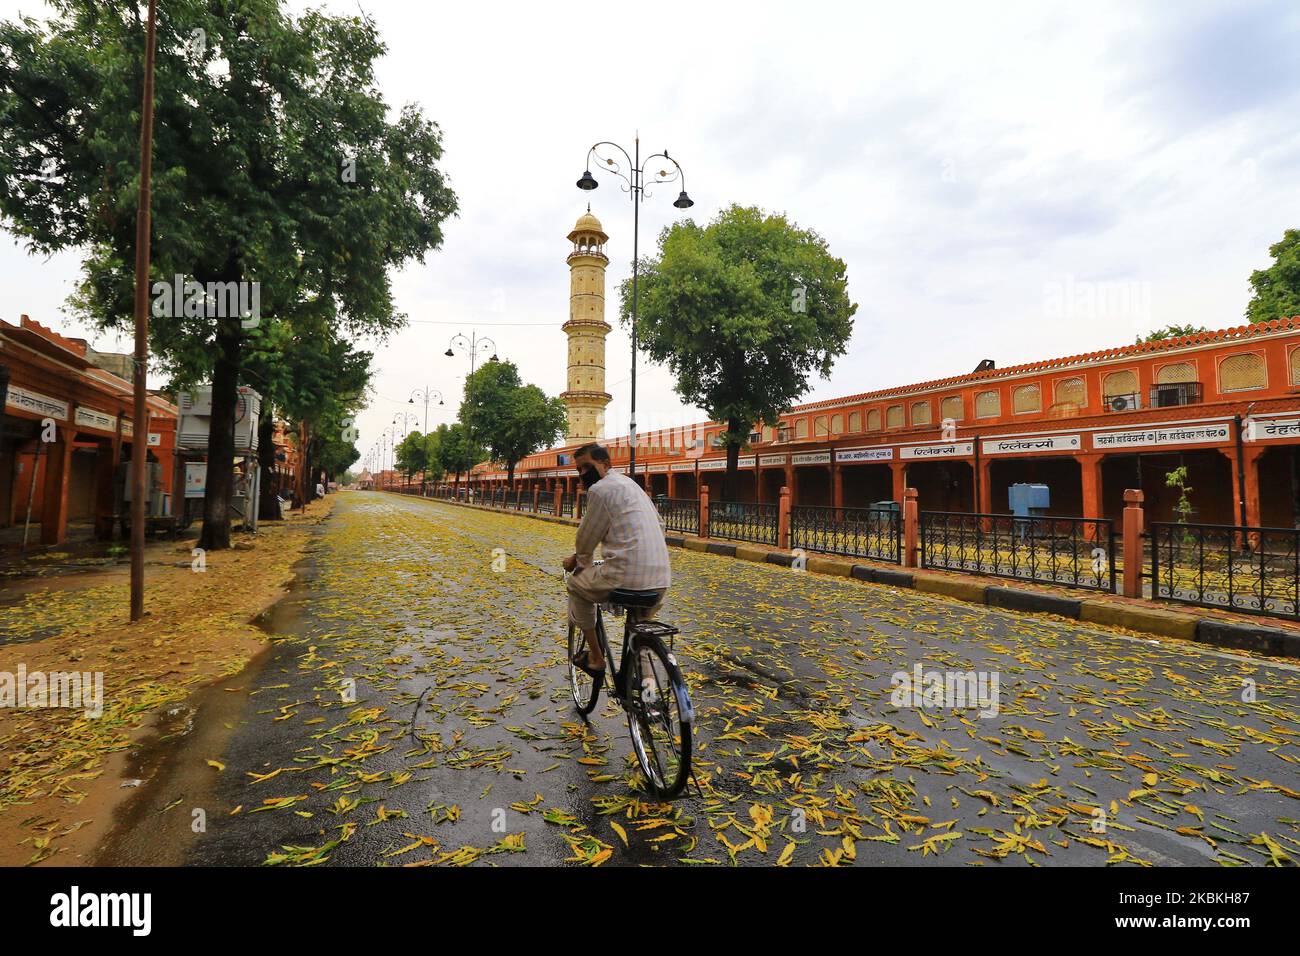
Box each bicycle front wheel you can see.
[625,631,693,799]
[567,621,601,715]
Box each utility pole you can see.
[129,0,158,623]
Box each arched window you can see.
[1102,369,1137,398]
[830,414,843,435]
[941,395,963,422]
[813,414,828,437]
[1291,348,1300,386]
[1013,384,1041,414]
[866,408,881,431]
[886,405,904,428]
[1157,361,1196,384]
[975,390,1000,418]
[1054,377,1085,407]
[848,411,862,433]
[1219,353,1266,391]
[911,401,931,425]
[795,418,808,439]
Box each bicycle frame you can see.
[593,603,638,701]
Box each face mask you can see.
[579,466,601,490]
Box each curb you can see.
[985,586,1082,619]
[413,493,1300,660]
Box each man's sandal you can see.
[570,649,605,679]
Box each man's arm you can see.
[573,488,610,567]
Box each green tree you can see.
[623,204,856,499]
[0,0,457,549]
[421,429,445,490]
[1136,324,1208,344]
[459,360,567,487]
[1246,229,1300,324]
[434,422,485,490]
[395,430,428,485]
[245,319,370,518]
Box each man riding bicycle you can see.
[562,442,671,678]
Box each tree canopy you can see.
[0,0,457,546]
[622,204,856,498]
[1136,324,1208,344]
[459,360,568,486]
[1246,229,1300,324]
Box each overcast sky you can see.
[3,0,1299,472]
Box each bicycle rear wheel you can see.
[567,621,601,715]
[625,631,693,799]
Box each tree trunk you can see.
[257,415,282,521]
[294,421,308,509]
[723,417,743,502]
[199,318,241,550]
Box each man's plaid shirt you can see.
[575,470,672,591]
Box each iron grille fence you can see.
[708,500,779,546]
[1149,522,1299,619]
[560,493,575,518]
[654,497,699,536]
[920,511,1116,591]
[790,505,901,563]
[537,494,555,516]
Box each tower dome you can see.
[569,208,607,243]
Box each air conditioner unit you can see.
[777,427,793,443]
[1106,393,1141,413]
[177,385,260,451]
[177,389,213,417]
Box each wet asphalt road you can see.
[110,492,1300,867]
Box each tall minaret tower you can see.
[560,207,612,445]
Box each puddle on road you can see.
[94,551,321,864]
[94,644,276,866]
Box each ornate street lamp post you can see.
[576,136,693,481]
[409,387,444,433]
[445,331,498,495]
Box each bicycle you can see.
[564,563,693,799]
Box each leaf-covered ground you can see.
[150,492,1300,867]
[0,503,332,865]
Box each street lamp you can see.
[446,331,499,494]
[385,425,402,490]
[393,413,419,488]
[576,135,692,481]
[409,387,444,434]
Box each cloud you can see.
[1,0,1297,462]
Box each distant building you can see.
[1,315,178,545]
[457,314,1300,529]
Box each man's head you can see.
[573,443,610,489]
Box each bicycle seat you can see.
[608,588,661,608]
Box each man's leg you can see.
[566,574,610,669]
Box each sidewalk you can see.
[422,493,1300,660]
[0,496,335,865]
